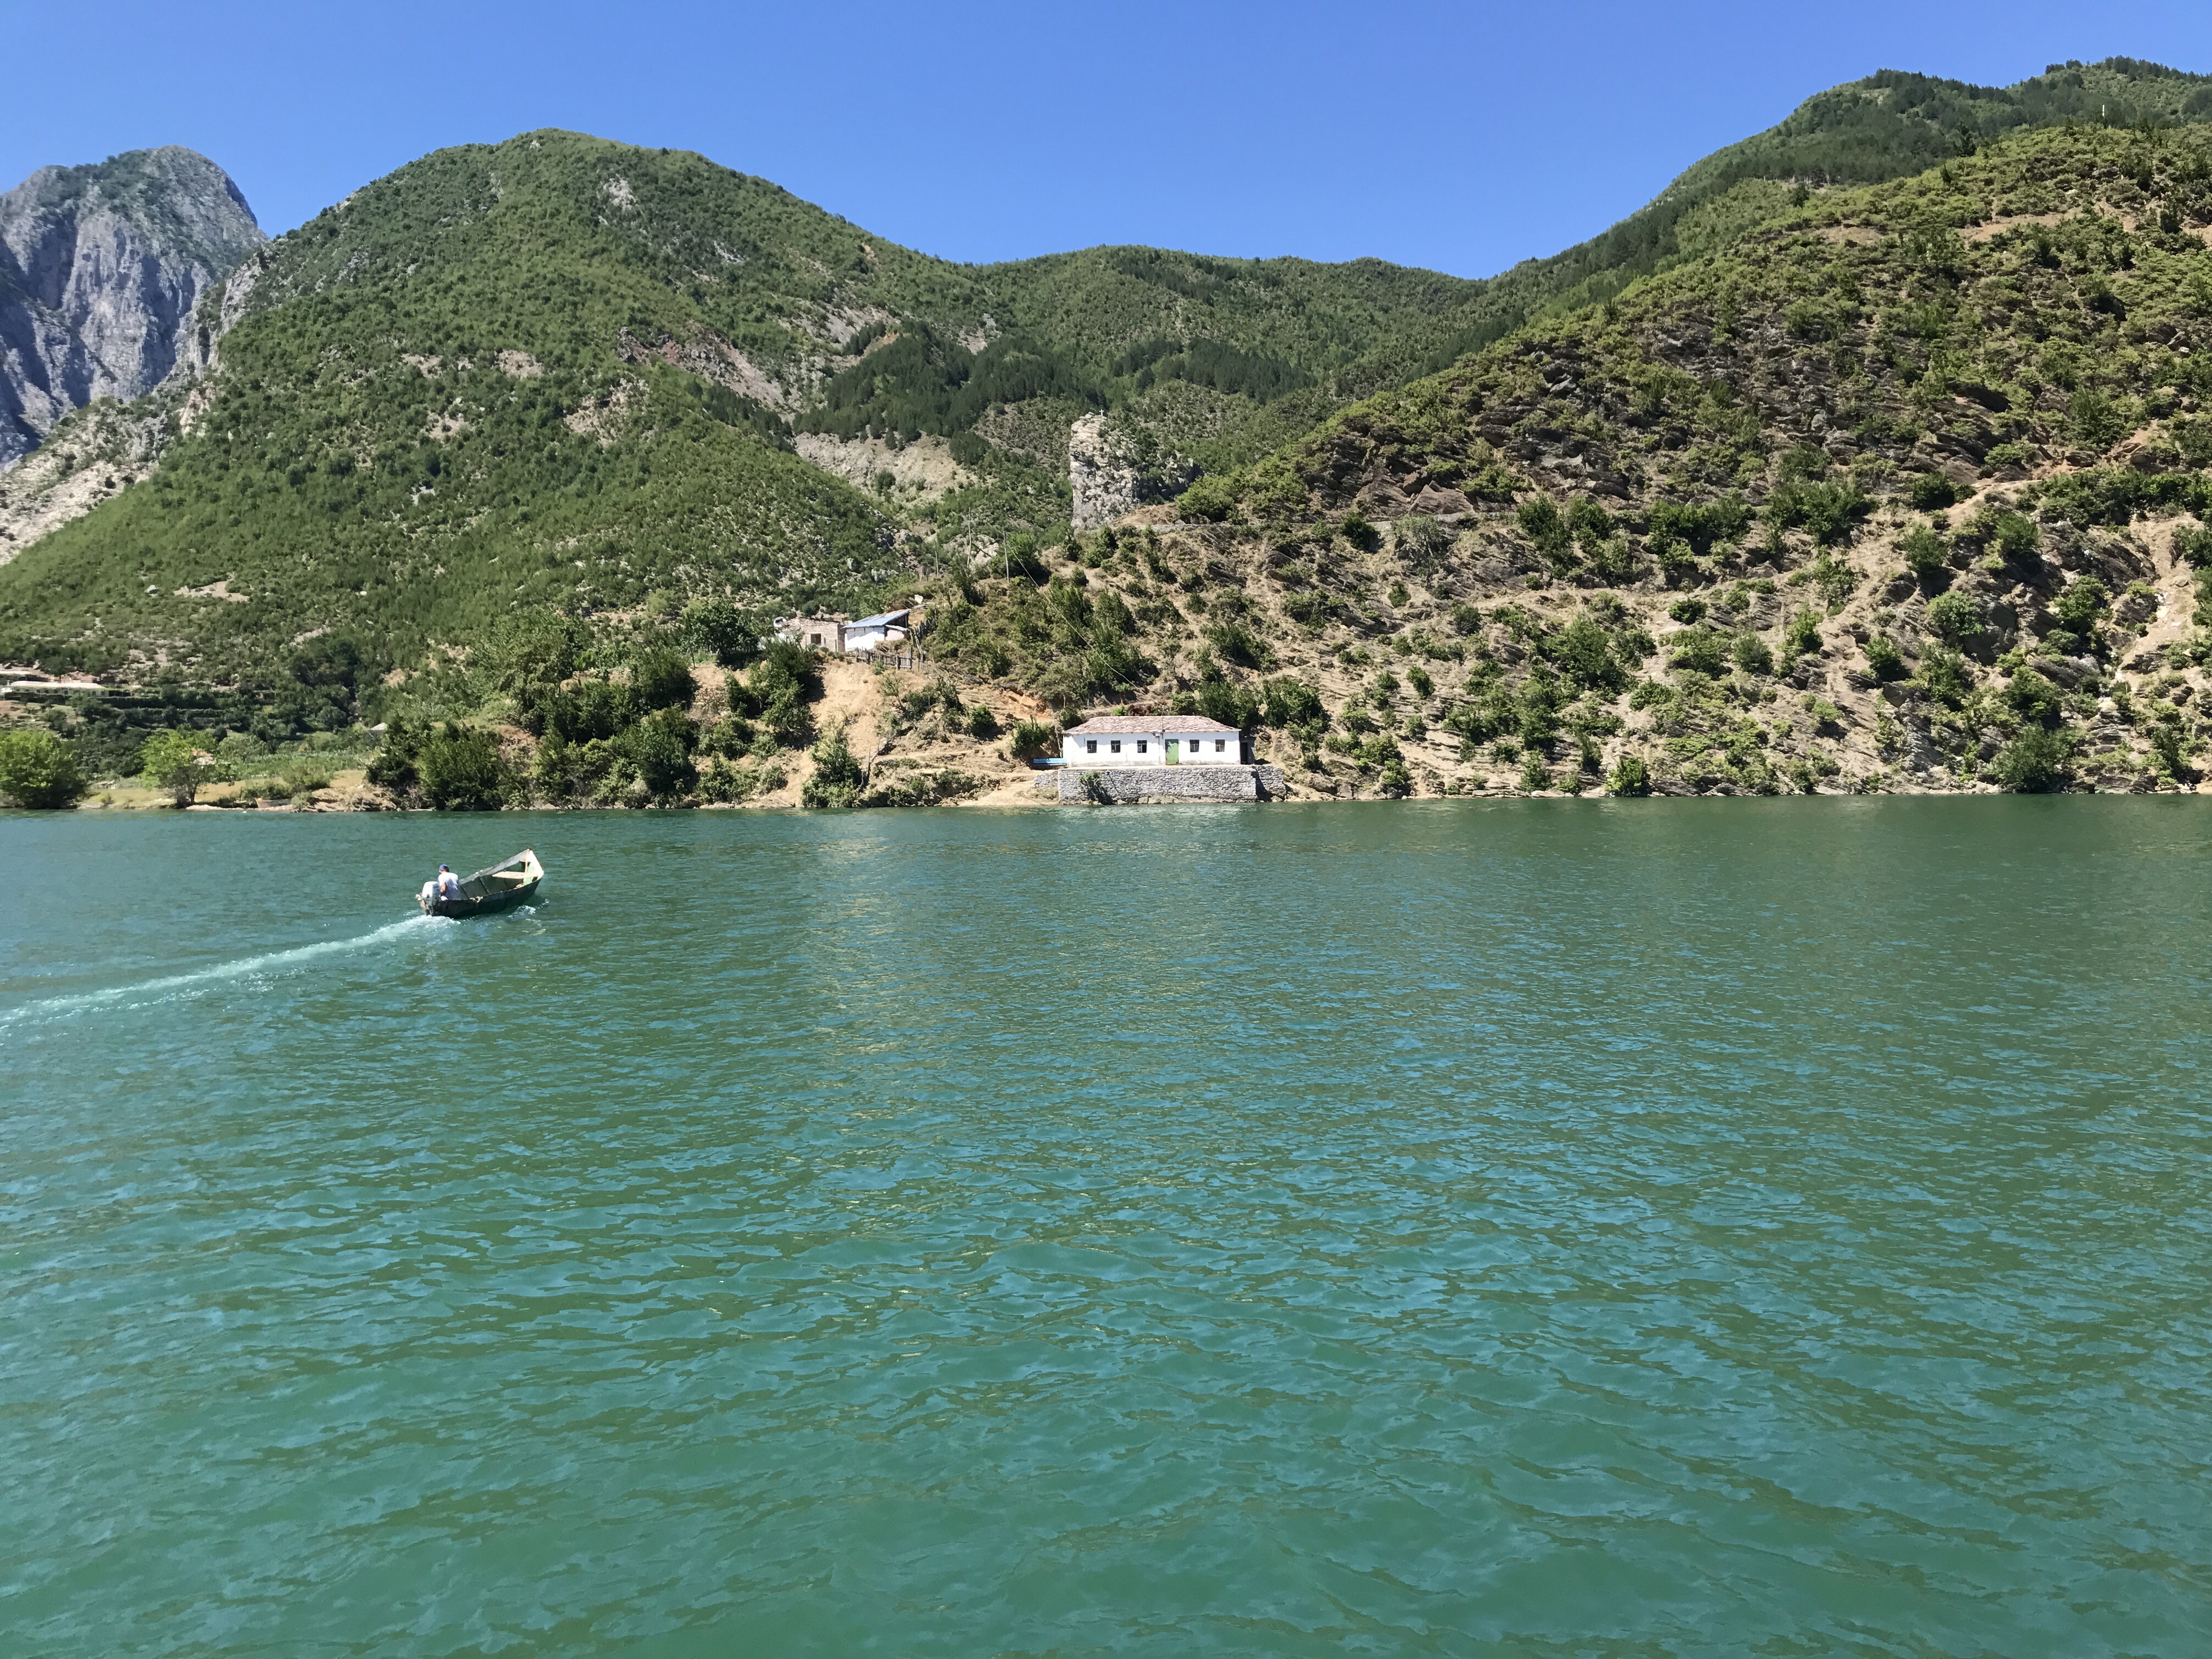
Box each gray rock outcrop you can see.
[0,146,265,468]
[1068,412,1141,531]
[1068,410,1205,529]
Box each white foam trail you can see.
[2,913,451,1027]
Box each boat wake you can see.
[1,913,452,1027]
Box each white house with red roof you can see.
[1061,713,1245,768]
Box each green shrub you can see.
[1516,496,1570,556]
[1766,478,1869,545]
[1667,597,1706,624]
[1518,752,1554,792]
[1394,515,1451,567]
[2147,719,2188,777]
[1668,627,1729,675]
[998,532,1049,583]
[138,730,205,807]
[1194,668,1259,730]
[964,703,1000,740]
[531,731,582,801]
[1606,755,1651,795]
[865,767,985,808]
[0,729,87,808]
[1565,498,1614,547]
[1925,590,1984,645]
[1918,646,1971,703]
[1205,620,1273,669]
[417,723,510,810]
[696,757,749,803]
[1585,534,1641,582]
[684,597,763,668]
[1008,719,1057,760]
[1262,679,1325,728]
[2052,576,2108,634]
[1908,472,1959,510]
[1733,633,1775,675]
[700,713,756,757]
[1899,523,1948,580]
[750,645,818,748]
[630,647,697,713]
[1554,617,1628,692]
[1649,536,1698,580]
[2068,387,2127,450]
[546,680,629,743]
[2175,524,2212,569]
[1990,724,2074,792]
[1340,509,1380,550]
[1648,495,1751,554]
[627,706,698,799]
[1781,608,1823,658]
[1865,635,1908,680]
[365,715,426,793]
[1177,473,1241,523]
[2005,669,2062,723]
[801,726,866,808]
[1989,510,2040,563]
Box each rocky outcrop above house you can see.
[1069,413,1141,531]
[0,147,265,469]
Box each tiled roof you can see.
[848,610,910,628]
[1064,714,1240,735]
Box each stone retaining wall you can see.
[1057,765,1286,804]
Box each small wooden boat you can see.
[418,848,545,917]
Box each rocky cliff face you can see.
[0,147,264,469]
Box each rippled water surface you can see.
[4,800,2210,1657]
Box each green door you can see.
[1165,740,1180,765]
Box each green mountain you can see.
[4,59,2212,808]
[1338,57,2212,396]
[1082,117,2211,799]
[0,132,1476,686]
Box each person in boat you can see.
[421,865,462,906]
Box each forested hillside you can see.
[1339,58,2212,395]
[0,130,1476,686]
[1084,120,2212,799]
[4,64,2212,808]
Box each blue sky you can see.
[5,1,2208,278]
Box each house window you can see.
[1110,741,1121,753]
[1215,739,1226,752]
[1085,740,1097,753]
[1137,740,1147,754]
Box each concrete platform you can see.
[1057,765,1286,804]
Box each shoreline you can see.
[42,775,2212,813]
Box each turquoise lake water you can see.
[3,800,2209,1656]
